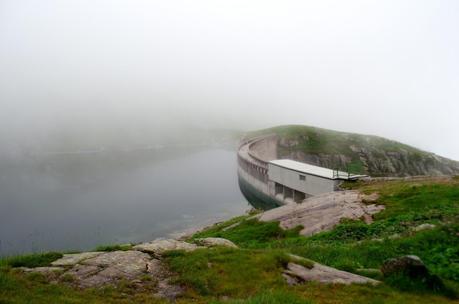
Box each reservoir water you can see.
[0,148,247,256]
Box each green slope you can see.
[250,125,459,177]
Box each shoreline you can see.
[167,208,252,241]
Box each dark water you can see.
[0,148,247,256]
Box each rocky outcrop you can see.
[381,255,446,292]
[259,191,384,236]
[133,239,201,257]
[71,251,155,287]
[195,237,238,248]
[283,262,379,285]
[21,237,239,295]
[51,252,104,266]
[412,223,436,232]
[21,266,64,274]
[22,249,182,299]
[381,255,431,278]
[274,127,459,177]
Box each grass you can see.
[192,218,302,248]
[163,248,288,298]
[1,178,459,303]
[94,243,133,252]
[0,252,63,268]
[249,125,459,176]
[177,178,459,300]
[0,268,168,303]
[211,290,313,304]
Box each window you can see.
[299,175,306,181]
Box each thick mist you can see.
[1,0,459,159]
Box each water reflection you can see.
[0,149,247,256]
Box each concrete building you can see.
[267,159,363,204]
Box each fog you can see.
[1,0,459,159]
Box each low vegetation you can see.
[1,177,459,303]
[0,252,63,268]
[250,125,459,176]
[94,244,133,252]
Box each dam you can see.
[237,135,366,209]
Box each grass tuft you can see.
[0,252,63,268]
[94,243,132,252]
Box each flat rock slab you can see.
[284,262,379,285]
[51,252,104,266]
[133,239,200,256]
[21,266,64,274]
[259,191,384,236]
[55,250,157,287]
[65,264,101,281]
[21,250,182,298]
[412,223,436,232]
[195,237,238,248]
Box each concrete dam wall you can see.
[237,135,281,209]
[237,135,363,209]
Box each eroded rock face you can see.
[412,223,436,232]
[61,251,155,287]
[195,237,238,248]
[284,262,379,285]
[21,266,64,274]
[259,191,384,236]
[277,134,459,177]
[381,255,427,277]
[381,255,446,292]
[133,239,200,256]
[51,252,104,266]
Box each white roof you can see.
[268,159,363,180]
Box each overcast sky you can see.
[1,0,458,159]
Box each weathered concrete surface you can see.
[195,237,238,248]
[259,191,384,236]
[51,252,104,266]
[284,262,380,285]
[248,135,278,162]
[133,239,201,256]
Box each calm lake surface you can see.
[0,148,247,256]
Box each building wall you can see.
[268,163,339,196]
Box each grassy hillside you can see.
[249,125,459,176]
[1,177,459,303]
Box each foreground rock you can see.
[284,262,380,285]
[22,237,238,293]
[133,239,200,257]
[21,266,64,274]
[21,250,182,299]
[381,255,446,292]
[51,252,104,266]
[44,251,155,288]
[412,223,436,232]
[259,191,384,236]
[195,237,238,248]
[75,250,154,287]
[381,255,430,278]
